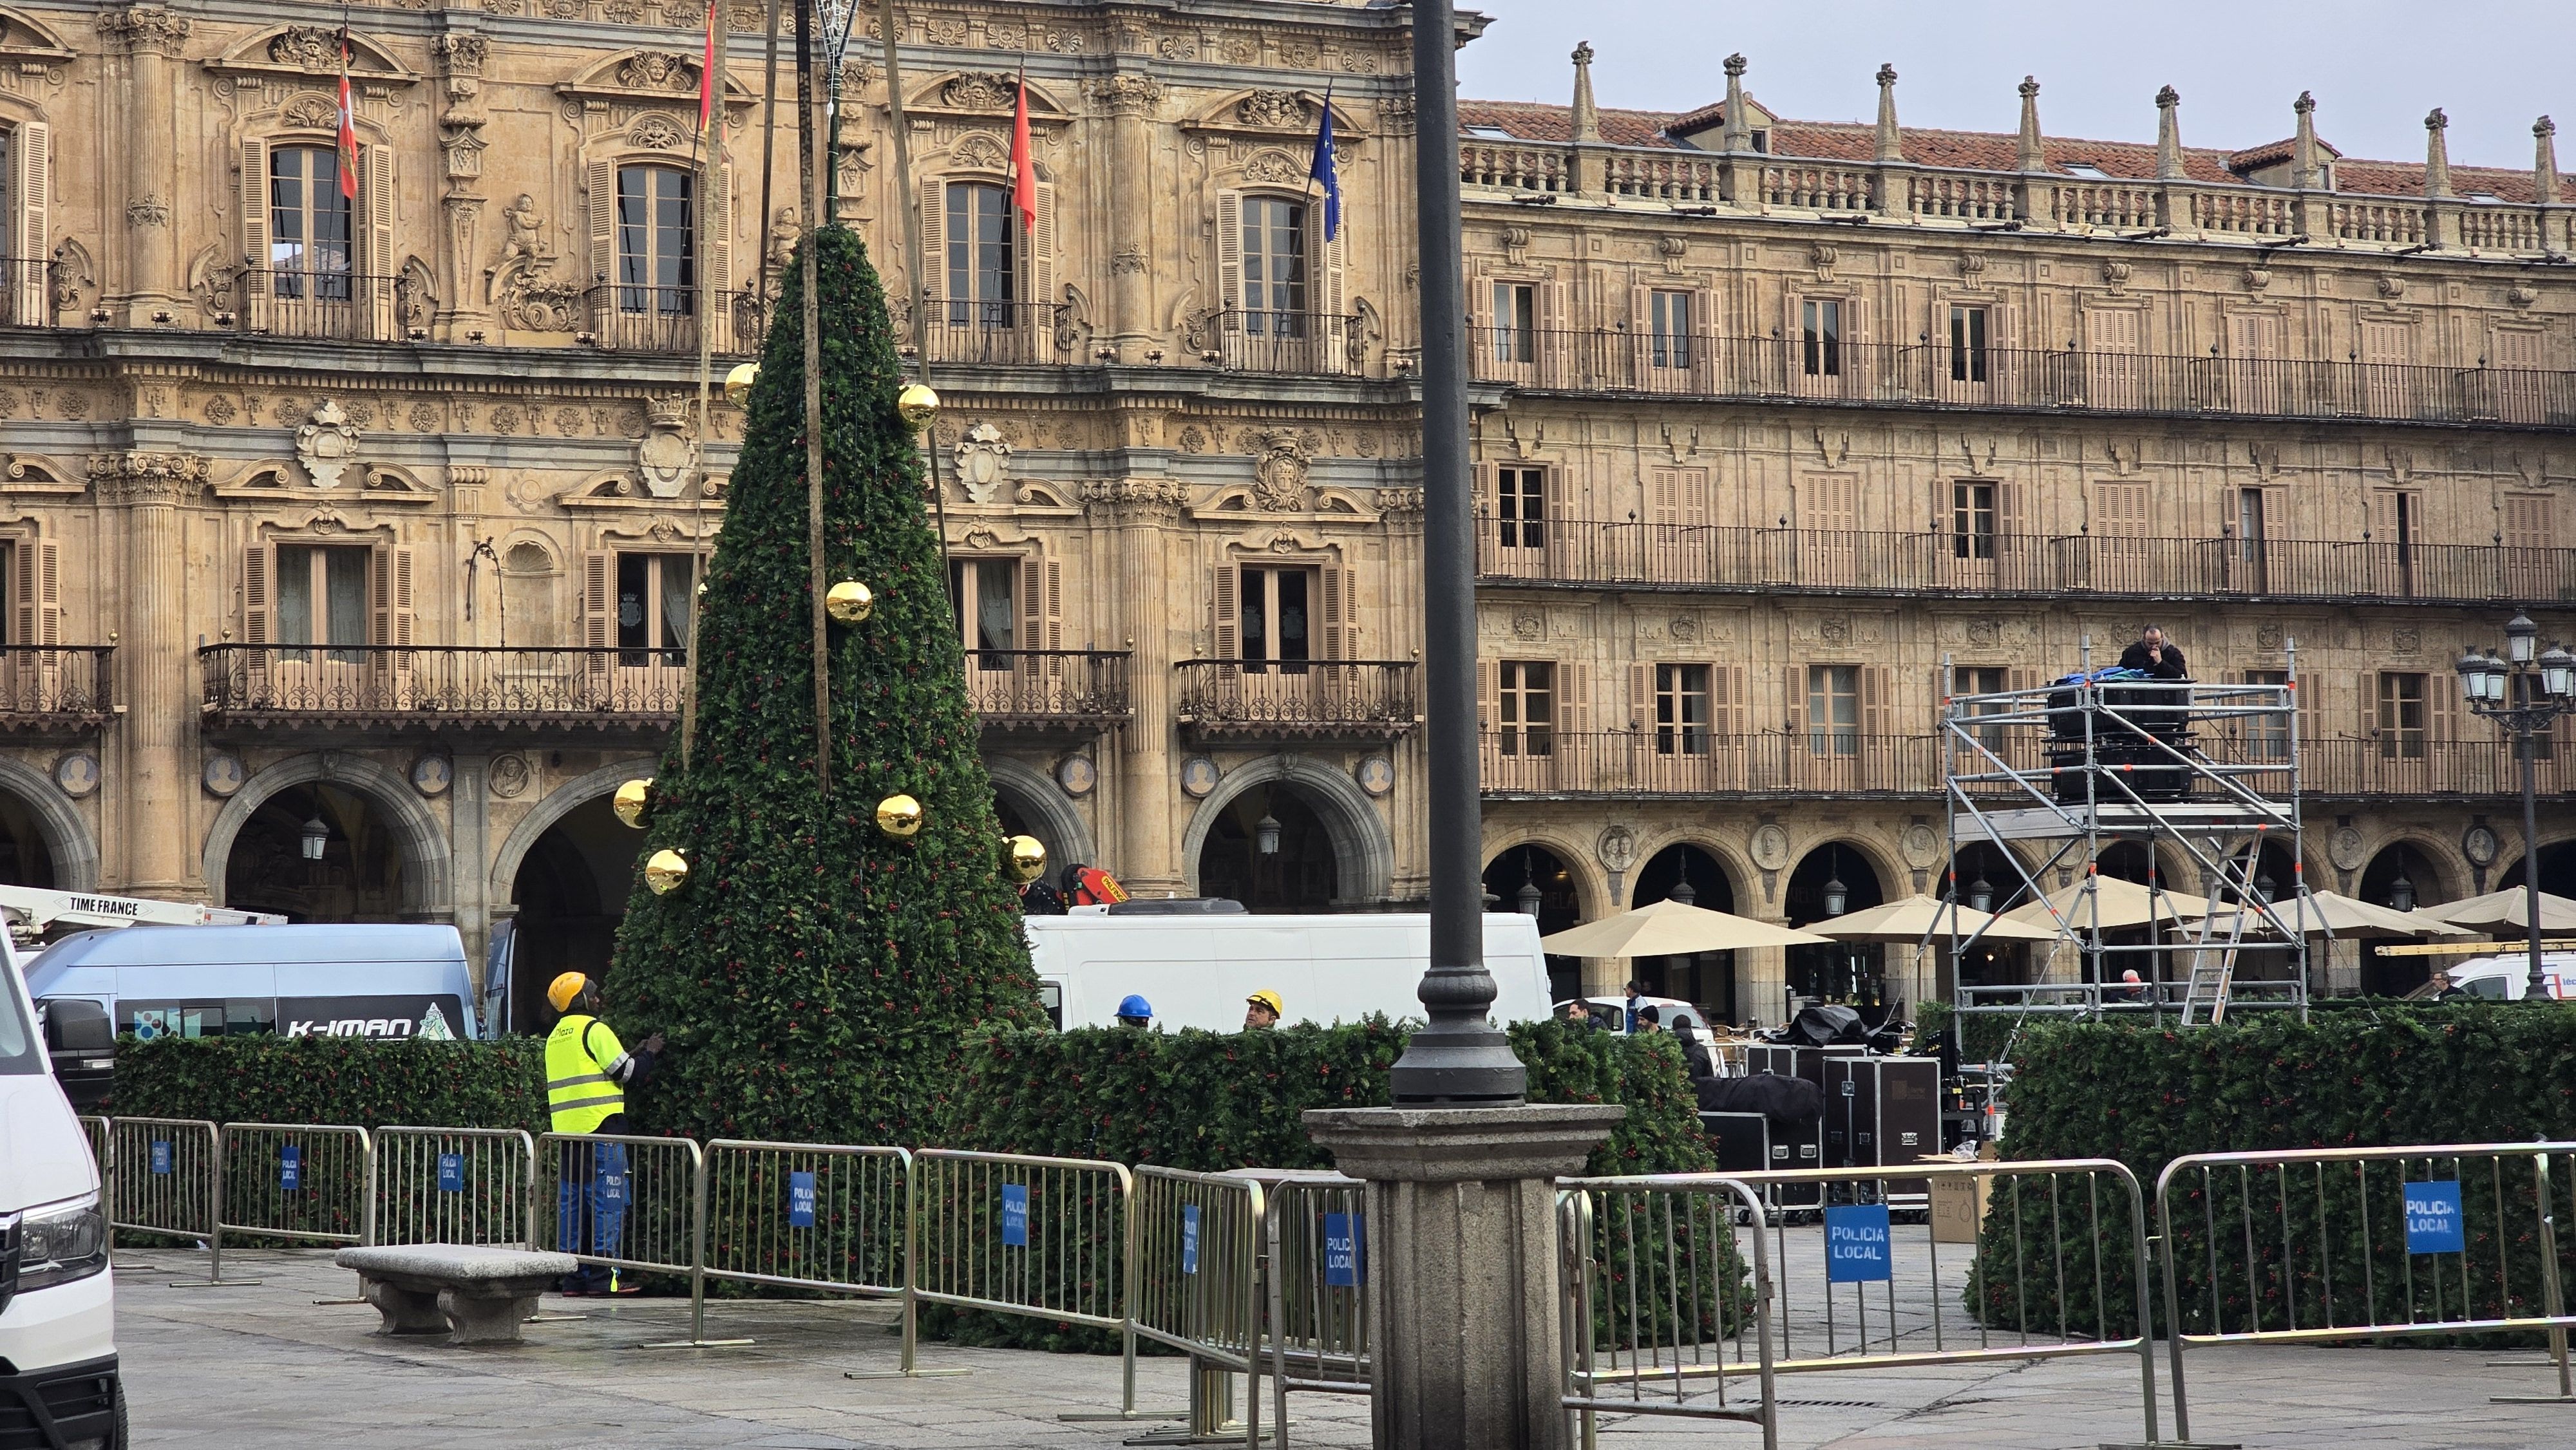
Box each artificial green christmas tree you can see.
[609,225,1042,1145]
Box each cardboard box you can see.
[1923,1145,2000,1244]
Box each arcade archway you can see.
[1628,843,1738,1026]
[2358,840,2453,997]
[507,793,644,1030]
[1196,782,1338,913]
[1485,842,1582,1003]
[1785,842,1887,1008]
[223,782,406,921]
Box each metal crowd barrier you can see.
[371,1125,538,1250]
[1558,1174,1775,1447]
[2156,1142,2576,1440]
[1258,1172,1372,1446]
[537,1130,702,1327]
[218,1123,374,1254]
[1132,1167,1269,1446]
[78,1114,108,1177]
[698,1139,910,1358]
[103,1117,258,1285]
[912,1149,1137,1411]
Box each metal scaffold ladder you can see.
[2177,833,2267,1027]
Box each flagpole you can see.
[682,0,725,770]
[873,0,952,606]
[753,0,782,314]
[794,0,831,790]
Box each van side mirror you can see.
[40,997,115,1109]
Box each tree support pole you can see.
[794,0,830,789]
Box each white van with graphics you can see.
[26,923,480,1043]
[1,930,123,1445]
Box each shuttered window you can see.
[1497,466,1546,550]
[1953,482,1997,560]
[269,146,353,299]
[1649,290,1692,370]
[1948,305,1989,382]
[1807,664,1859,757]
[1497,660,1553,756]
[1241,196,1307,336]
[614,552,695,664]
[1801,298,1842,376]
[947,556,1018,666]
[1491,282,1535,364]
[943,180,1014,322]
[2376,673,2427,760]
[616,165,696,315]
[1654,663,1710,756]
[276,545,370,663]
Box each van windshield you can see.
[0,967,41,1073]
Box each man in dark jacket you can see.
[2117,625,2187,679]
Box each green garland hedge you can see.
[105,1035,547,1134]
[1975,1003,2576,1339]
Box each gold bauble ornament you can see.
[612,777,653,829]
[1005,834,1047,884]
[875,793,923,839]
[896,382,940,432]
[643,848,690,894]
[723,362,760,406]
[825,579,875,624]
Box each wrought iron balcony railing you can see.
[914,299,1068,366]
[0,646,112,730]
[1466,328,2576,430]
[0,258,55,328]
[1481,728,2574,800]
[1175,660,1420,739]
[961,650,1131,731]
[200,645,1132,733]
[585,284,764,356]
[1479,520,2576,607]
[1200,312,1379,377]
[238,270,404,342]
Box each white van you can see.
[2405,951,2576,1002]
[1025,910,1553,1031]
[26,923,481,1042]
[1,932,123,1444]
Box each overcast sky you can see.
[1455,1,2565,174]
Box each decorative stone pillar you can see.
[435,29,493,343]
[2152,86,2185,230]
[1716,53,1757,209]
[1087,74,1162,363]
[2423,108,2462,248]
[2011,76,2046,222]
[2535,117,2569,254]
[1869,63,1905,216]
[1090,477,1187,896]
[451,753,492,969]
[1302,1105,1625,1450]
[98,6,189,327]
[2289,91,2326,238]
[1564,42,1599,198]
[90,451,209,897]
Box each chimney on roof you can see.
[1569,41,1600,146]
[2154,86,2184,181]
[2537,116,2561,208]
[2015,76,2043,173]
[1874,63,1902,164]
[2291,91,2322,191]
[1720,53,1752,153]
[2423,108,2454,199]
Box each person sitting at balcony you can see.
[2117,625,2188,681]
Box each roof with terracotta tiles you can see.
[1456,97,2544,203]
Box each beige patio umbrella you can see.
[2001,874,2211,933]
[2284,890,2473,940]
[1805,893,2062,944]
[1538,897,1836,957]
[2421,888,2576,934]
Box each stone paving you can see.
[116,1247,2576,1448]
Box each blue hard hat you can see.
[1115,995,1153,1020]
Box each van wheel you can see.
[108,1380,128,1449]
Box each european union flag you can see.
[1309,91,1341,242]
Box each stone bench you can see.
[334,1245,580,1346]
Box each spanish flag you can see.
[335,29,359,198]
[1010,60,1036,232]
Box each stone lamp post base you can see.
[1303,1104,1627,1450]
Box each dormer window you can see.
[1464,124,1515,140]
[1748,129,1769,153]
[2060,162,2110,179]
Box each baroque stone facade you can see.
[0,3,2564,1026]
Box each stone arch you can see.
[488,758,658,903]
[2355,833,2460,906]
[1481,826,1605,921]
[1180,754,1393,905]
[1627,828,1757,914]
[0,755,95,890]
[986,757,1095,873]
[204,752,451,919]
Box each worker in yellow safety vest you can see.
[545,972,663,1295]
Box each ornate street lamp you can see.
[1968,876,1994,914]
[2456,611,2576,1001]
[1514,849,1542,917]
[1255,812,1282,856]
[2389,872,2416,912]
[299,814,329,862]
[1822,845,1849,918]
[1670,878,1698,906]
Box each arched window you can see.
[943,180,1014,325]
[269,145,353,301]
[615,164,696,315]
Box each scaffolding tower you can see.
[1939,640,2311,1035]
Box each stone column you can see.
[99,6,189,327]
[1090,75,1163,363]
[91,451,209,897]
[451,753,492,972]
[1303,1105,1625,1450]
[435,30,493,343]
[1097,478,1186,896]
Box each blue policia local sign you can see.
[1001,1183,1030,1247]
[280,1144,301,1191]
[2402,1180,2465,1255]
[437,1153,464,1192]
[788,1171,817,1229]
[1825,1204,1894,1284]
[149,1140,172,1175]
[1182,1204,1201,1276]
[1323,1213,1363,1287]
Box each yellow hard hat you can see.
[1246,989,1283,1016]
[547,972,591,1013]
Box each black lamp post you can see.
[2455,611,2576,1002]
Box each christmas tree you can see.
[609,225,1042,1145]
